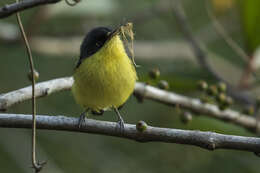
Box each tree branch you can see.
[0,77,259,133]
[0,77,73,111]
[0,113,260,155]
[134,83,260,133]
[0,0,61,19]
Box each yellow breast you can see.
[72,35,137,111]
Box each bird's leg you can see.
[78,108,89,128]
[114,107,125,133]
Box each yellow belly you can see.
[72,36,137,111]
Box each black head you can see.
[75,27,112,68]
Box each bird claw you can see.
[78,113,86,128]
[114,107,125,133]
[116,117,125,133]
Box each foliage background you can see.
[0,0,259,172]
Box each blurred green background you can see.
[0,0,260,172]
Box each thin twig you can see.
[171,0,255,106]
[15,3,43,172]
[205,1,255,89]
[0,77,259,133]
[0,0,61,19]
[205,1,249,62]
[0,113,260,155]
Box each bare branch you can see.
[0,113,260,155]
[0,0,61,19]
[0,77,259,133]
[134,83,259,133]
[0,77,73,111]
[171,0,255,106]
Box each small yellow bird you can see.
[72,24,137,130]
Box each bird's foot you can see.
[116,118,124,133]
[114,107,125,133]
[78,112,87,128]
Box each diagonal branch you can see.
[205,1,249,63]
[0,77,259,133]
[134,83,259,133]
[0,0,61,19]
[0,113,260,155]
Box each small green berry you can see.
[27,69,39,82]
[217,82,227,93]
[197,80,208,91]
[216,93,226,104]
[158,80,169,90]
[180,112,192,124]
[149,68,160,79]
[218,95,233,110]
[224,96,233,106]
[218,103,228,110]
[200,95,210,103]
[243,106,254,115]
[136,120,148,132]
[207,85,218,96]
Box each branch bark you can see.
[0,0,61,19]
[0,77,73,111]
[0,77,259,133]
[135,83,260,133]
[0,113,260,155]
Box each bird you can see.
[72,24,137,131]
